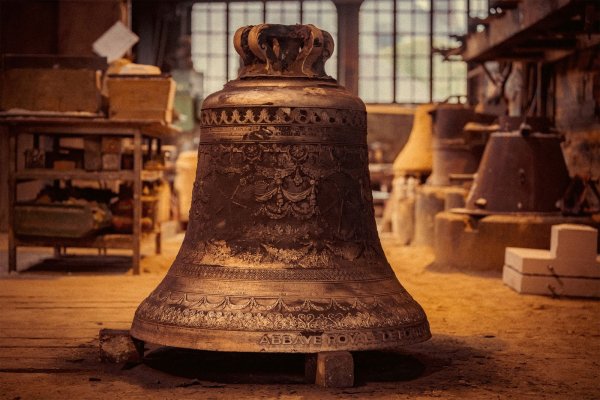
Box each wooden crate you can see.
[0,68,102,113]
[107,76,176,123]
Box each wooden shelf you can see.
[0,115,179,139]
[15,168,163,181]
[15,169,134,181]
[15,234,134,250]
[2,116,169,274]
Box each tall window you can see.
[359,0,488,103]
[192,1,338,97]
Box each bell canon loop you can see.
[131,24,431,352]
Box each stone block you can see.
[304,353,317,383]
[506,224,600,278]
[551,224,598,261]
[503,266,600,298]
[504,248,553,273]
[390,197,415,245]
[381,176,417,244]
[504,224,600,297]
[99,329,141,363]
[434,212,600,271]
[315,351,354,388]
[414,185,446,247]
[444,187,467,210]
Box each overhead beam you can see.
[461,0,591,62]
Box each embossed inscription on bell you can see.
[131,24,431,352]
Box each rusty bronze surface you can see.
[429,104,489,187]
[455,130,570,216]
[131,24,430,353]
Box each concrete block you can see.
[506,225,600,278]
[99,329,141,363]
[304,353,317,384]
[414,185,446,247]
[444,187,467,210]
[503,266,600,297]
[315,351,354,388]
[414,186,467,247]
[381,176,417,244]
[551,224,598,261]
[390,197,415,245]
[504,247,553,272]
[434,212,600,271]
[504,224,600,297]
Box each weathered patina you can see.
[131,24,431,352]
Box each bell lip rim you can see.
[130,319,432,353]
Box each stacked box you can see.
[101,137,122,171]
[503,224,600,298]
[84,138,102,171]
[0,55,106,113]
[107,76,175,123]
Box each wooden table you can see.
[1,116,178,274]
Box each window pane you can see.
[396,0,429,103]
[360,0,470,103]
[432,0,468,101]
[469,0,489,18]
[229,2,264,80]
[192,3,227,96]
[230,2,263,26]
[303,1,338,79]
[359,0,395,103]
[265,1,300,25]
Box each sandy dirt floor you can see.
[0,233,598,399]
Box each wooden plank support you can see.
[313,351,354,388]
[461,0,589,62]
[7,127,17,273]
[304,353,317,384]
[132,130,142,275]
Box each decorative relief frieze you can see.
[200,107,366,129]
[135,291,427,332]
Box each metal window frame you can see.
[192,0,337,88]
[360,0,489,104]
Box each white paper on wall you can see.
[93,21,139,63]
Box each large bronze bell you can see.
[429,104,481,187]
[458,128,570,215]
[392,103,435,178]
[131,24,430,353]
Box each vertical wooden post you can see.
[7,127,17,273]
[155,136,162,255]
[314,351,354,388]
[155,230,162,255]
[132,130,142,275]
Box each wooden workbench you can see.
[1,116,178,275]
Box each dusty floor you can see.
[0,234,598,399]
